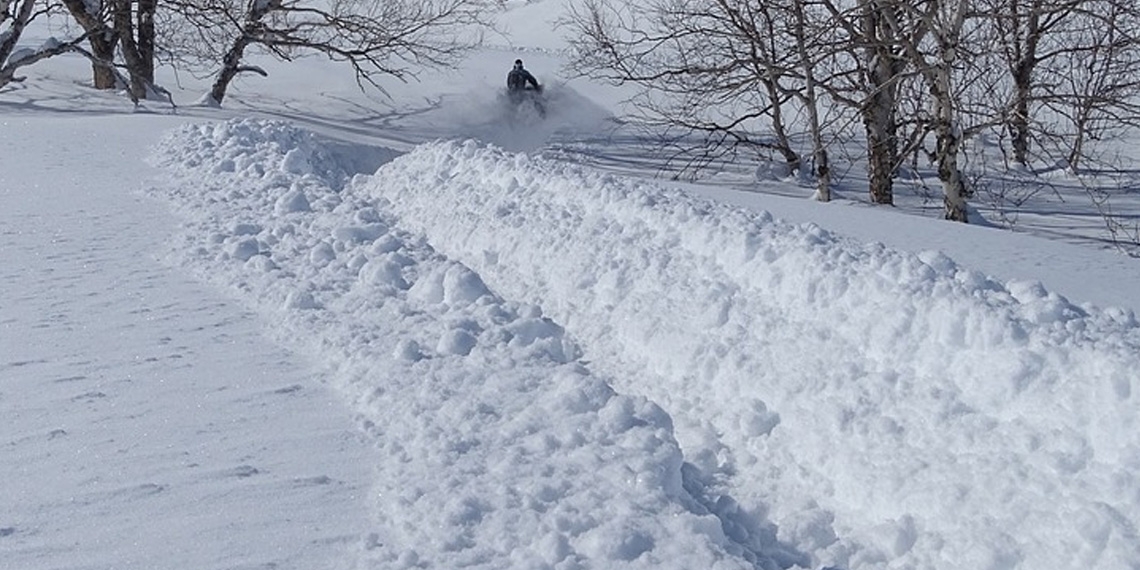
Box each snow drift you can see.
[149,118,773,570]
[149,118,1140,570]
[366,141,1140,569]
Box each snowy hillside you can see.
[142,117,1140,569]
[368,137,1140,569]
[148,118,762,570]
[4,1,1140,569]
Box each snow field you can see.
[364,140,1140,569]
[0,115,372,570]
[148,118,764,569]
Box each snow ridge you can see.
[366,139,1140,570]
[148,118,766,570]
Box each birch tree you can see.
[114,0,157,99]
[57,0,156,98]
[984,0,1075,165]
[792,0,831,200]
[817,0,915,205]
[1041,0,1140,171]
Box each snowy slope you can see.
[146,119,773,569]
[4,0,1140,568]
[366,140,1140,570]
[0,116,371,570]
[140,117,1140,569]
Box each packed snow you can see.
[0,116,372,569]
[4,1,1140,569]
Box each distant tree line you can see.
[564,0,1140,223]
[1,0,496,104]
[5,0,1138,228]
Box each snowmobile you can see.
[506,59,546,121]
[508,84,546,120]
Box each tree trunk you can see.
[112,0,150,99]
[860,1,898,205]
[209,36,253,105]
[137,0,156,83]
[933,58,969,222]
[863,57,898,204]
[0,0,31,63]
[1007,5,1041,166]
[209,0,278,105]
[864,113,895,204]
[876,0,970,221]
[1,0,84,89]
[793,0,830,201]
[1008,70,1032,165]
[937,121,970,222]
[763,77,802,174]
[89,32,117,89]
[0,0,37,88]
[59,0,117,89]
[1066,101,1092,172]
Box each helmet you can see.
[514,59,524,69]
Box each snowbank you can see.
[149,119,770,570]
[150,118,1140,569]
[364,140,1140,570]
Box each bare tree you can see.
[572,0,1140,230]
[984,0,1075,165]
[1042,0,1140,172]
[113,0,157,99]
[56,0,156,98]
[980,0,1140,170]
[816,0,916,205]
[161,0,498,106]
[564,0,812,177]
[837,0,979,222]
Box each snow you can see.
[361,139,1140,569]
[146,118,764,569]
[1,116,371,569]
[6,47,35,66]
[4,3,1140,570]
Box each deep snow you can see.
[3,1,1140,568]
[139,117,1140,569]
[147,118,764,570]
[365,137,1140,569]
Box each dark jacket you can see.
[507,68,540,91]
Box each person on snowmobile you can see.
[507,59,541,102]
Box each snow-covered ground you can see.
[1,116,372,569]
[4,2,1140,569]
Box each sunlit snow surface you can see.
[3,1,1140,567]
[146,118,1140,569]
[0,116,372,570]
[148,119,769,569]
